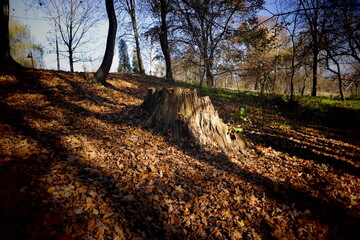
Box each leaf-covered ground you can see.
[0,69,359,240]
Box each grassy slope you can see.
[0,68,359,240]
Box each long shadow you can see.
[100,84,360,239]
[0,69,190,239]
[193,149,360,239]
[2,69,359,239]
[55,72,124,108]
[0,69,74,239]
[54,73,360,239]
[118,101,360,239]
[247,131,360,177]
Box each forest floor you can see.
[0,68,359,240]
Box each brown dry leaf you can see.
[95,226,105,239]
[88,219,96,230]
[2,70,359,240]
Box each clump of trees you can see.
[118,38,131,72]
[2,0,359,98]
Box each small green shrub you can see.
[229,107,252,133]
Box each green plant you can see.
[229,107,252,132]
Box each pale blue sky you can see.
[9,0,113,72]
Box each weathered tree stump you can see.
[142,87,248,154]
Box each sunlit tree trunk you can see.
[126,0,144,74]
[93,0,117,84]
[205,59,214,86]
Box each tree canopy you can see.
[2,0,360,97]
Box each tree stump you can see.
[142,87,248,154]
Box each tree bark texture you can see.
[142,87,248,154]
[159,0,173,80]
[127,0,144,74]
[93,0,117,85]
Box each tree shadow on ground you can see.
[0,70,74,239]
[247,131,360,177]
[57,73,360,239]
[1,69,359,239]
[1,69,202,239]
[130,110,360,240]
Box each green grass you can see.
[296,95,360,111]
[167,80,360,129]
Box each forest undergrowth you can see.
[0,68,359,240]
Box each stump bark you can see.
[142,87,248,154]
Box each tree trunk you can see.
[311,49,318,96]
[337,72,344,101]
[0,0,22,71]
[142,87,248,154]
[0,0,11,63]
[159,0,173,80]
[93,0,117,85]
[328,51,345,101]
[69,48,74,72]
[68,21,74,72]
[55,30,60,70]
[129,0,144,75]
[205,64,214,86]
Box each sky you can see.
[9,0,118,72]
[9,0,278,73]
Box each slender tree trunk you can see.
[68,7,74,72]
[205,58,214,86]
[93,0,117,85]
[289,14,298,101]
[311,23,319,97]
[128,2,144,75]
[199,64,206,94]
[69,48,74,72]
[290,48,296,101]
[56,30,60,70]
[326,50,345,101]
[311,49,318,96]
[337,73,344,101]
[0,0,11,63]
[159,0,173,80]
[301,77,307,96]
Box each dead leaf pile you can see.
[0,69,359,239]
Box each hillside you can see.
[0,68,359,240]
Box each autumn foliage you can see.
[0,69,359,239]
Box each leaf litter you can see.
[0,69,359,239]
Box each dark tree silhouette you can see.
[0,0,22,71]
[159,0,173,80]
[93,0,117,84]
[148,0,174,80]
